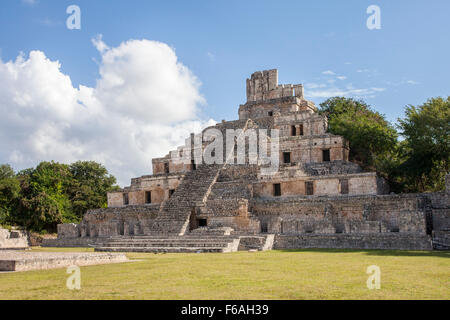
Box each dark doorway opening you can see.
[283,152,291,164]
[322,149,331,162]
[169,189,175,198]
[164,162,169,174]
[291,126,296,136]
[261,223,268,233]
[268,111,273,117]
[123,193,129,205]
[299,124,304,136]
[305,181,314,195]
[198,219,207,227]
[191,160,196,171]
[145,191,151,204]
[273,183,281,197]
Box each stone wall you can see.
[446,174,450,193]
[254,172,383,198]
[251,193,429,235]
[0,228,29,249]
[427,192,450,232]
[275,111,327,137]
[199,199,260,233]
[108,174,183,207]
[55,205,160,240]
[279,135,349,163]
[274,233,432,250]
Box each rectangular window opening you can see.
[261,223,268,233]
[198,219,207,227]
[305,181,314,195]
[145,191,152,204]
[322,149,331,162]
[273,183,281,197]
[164,162,169,174]
[291,126,296,136]
[283,152,291,164]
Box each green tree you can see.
[67,161,119,218]
[397,97,450,192]
[0,164,20,226]
[319,97,399,170]
[15,162,74,232]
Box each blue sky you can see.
[0,0,449,184]
[2,0,449,122]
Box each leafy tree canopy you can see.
[397,97,450,192]
[2,161,119,233]
[319,97,398,169]
[0,164,20,225]
[67,161,119,217]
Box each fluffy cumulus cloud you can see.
[0,38,215,185]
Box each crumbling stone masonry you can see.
[47,69,449,251]
[0,229,29,249]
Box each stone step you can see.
[108,235,236,240]
[97,242,229,248]
[94,246,225,253]
[148,163,224,235]
[106,238,234,242]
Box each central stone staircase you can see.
[147,164,222,235]
[94,235,241,253]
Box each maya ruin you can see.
[45,69,450,252]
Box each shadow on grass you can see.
[274,248,450,258]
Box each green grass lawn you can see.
[0,247,448,300]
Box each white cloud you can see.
[91,35,109,53]
[0,38,215,186]
[385,79,420,86]
[336,76,347,80]
[322,70,335,75]
[306,86,385,99]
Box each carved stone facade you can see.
[50,69,449,251]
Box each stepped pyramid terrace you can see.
[45,69,450,252]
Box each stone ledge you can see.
[274,233,433,250]
[0,251,128,272]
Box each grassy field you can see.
[0,247,448,300]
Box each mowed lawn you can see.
[0,247,448,300]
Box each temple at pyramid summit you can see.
[45,69,449,252]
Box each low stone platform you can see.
[0,251,128,272]
[94,235,242,253]
[274,233,433,250]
